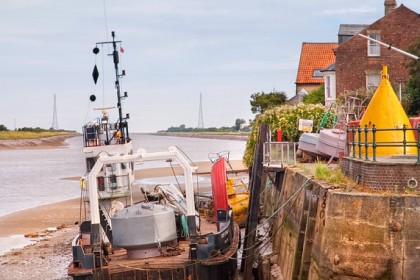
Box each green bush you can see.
[243,103,336,167]
[303,84,325,105]
[0,124,8,131]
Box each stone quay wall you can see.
[262,166,420,279]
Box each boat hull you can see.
[68,223,239,280]
[316,129,346,158]
[298,133,327,158]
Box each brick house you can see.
[321,25,367,107]
[320,63,336,107]
[334,4,420,97]
[338,24,368,45]
[295,42,338,95]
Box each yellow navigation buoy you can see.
[80,178,86,190]
[356,65,416,156]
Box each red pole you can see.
[277,128,282,142]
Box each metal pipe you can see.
[372,125,377,162]
[403,124,407,155]
[358,33,419,61]
[364,125,369,161]
[417,125,420,164]
[358,126,362,159]
[352,126,356,158]
[88,147,198,227]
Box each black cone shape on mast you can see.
[92,31,129,143]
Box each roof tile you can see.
[296,42,338,84]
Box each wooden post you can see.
[242,123,270,279]
[299,187,319,279]
[291,189,311,279]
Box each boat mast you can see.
[93,31,129,143]
[110,31,127,142]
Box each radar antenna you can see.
[93,106,116,123]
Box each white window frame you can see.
[325,75,331,98]
[366,71,381,93]
[323,72,336,107]
[368,33,381,57]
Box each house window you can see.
[312,69,323,78]
[368,33,380,57]
[366,72,381,93]
[325,76,331,98]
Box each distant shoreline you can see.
[0,134,78,150]
[0,132,248,150]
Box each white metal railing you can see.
[263,142,297,165]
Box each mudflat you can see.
[0,134,78,150]
[0,198,80,280]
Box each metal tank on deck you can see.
[111,203,177,259]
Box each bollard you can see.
[277,128,282,142]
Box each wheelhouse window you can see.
[368,33,380,57]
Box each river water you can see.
[0,133,246,218]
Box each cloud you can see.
[320,6,376,15]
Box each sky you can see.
[1,1,420,133]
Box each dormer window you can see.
[367,32,381,57]
[312,69,323,78]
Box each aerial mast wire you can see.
[101,0,110,107]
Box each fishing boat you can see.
[68,32,239,280]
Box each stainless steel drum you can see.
[111,203,177,258]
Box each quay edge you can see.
[260,165,420,279]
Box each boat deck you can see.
[68,216,240,279]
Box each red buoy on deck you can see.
[211,158,229,221]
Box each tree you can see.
[406,39,420,116]
[250,91,287,114]
[303,84,325,105]
[0,124,8,131]
[234,119,246,131]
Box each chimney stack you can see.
[384,0,397,16]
